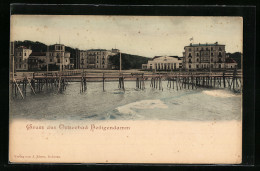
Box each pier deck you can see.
[10,70,242,99]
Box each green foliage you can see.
[226,52,242,69]
[109,53,149,70]
[15,40,47,52]
[14,40,77,66]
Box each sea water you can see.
[9,81,242,121]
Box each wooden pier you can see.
[10,70,242,99]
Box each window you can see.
[218,52,222,57]
[97,60,98,63]
[197,58,199,62]
[19,64,21,68]
[211,53,214,56]
[231,66,233,69]
[219,64,221,68]
[189,48,191,52]
[211,58,213,62]
[211,47,213,51]
[196,64,199,68]
[66,59,67,62]
[189,64,191,69]
[24,53,26,56]
[189,59,192,63]
[197,53,199,57]
[20,58,22,62]
[58,59,60,63]
[50,59,53,62]
[174,63,176,69]
[197,48,199,51]
[219,47,222,51]
[188,53,192,57]
[24,64,26,68]
[211,64,213,68]
[206,48,208,50]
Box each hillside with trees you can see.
[226,52,242,69]
[14,40,78,68]
[109,53,150,70]
[13,40,150,70]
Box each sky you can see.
[10,15,243,57]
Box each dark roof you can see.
[87,49,107,51]
[53,44,64,46]
[152,56,181,60]
[226,58,237,63]
[185,43,225,47]
[29,52,46,56]
[17,46,28,49]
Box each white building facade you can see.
[14,46,32,71]
[183,42,227,70]
[78,49,118,69]
[142,56,182,71]
[46,44,72,70]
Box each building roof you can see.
[53,44,65,46]
[152,56,181,60]
[17,46,29,49]
[185,42,225,47]
[29,52,46,56]
[87,49,107,51]
[225,58,237,63]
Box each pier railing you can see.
[10,70,242,99]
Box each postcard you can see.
[9,15,243,164]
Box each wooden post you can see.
[103,73,105,91]
[122,77,125,91]
[223,72,226,88]
[120,52,122,72]
[192,76,194,89]
[27,78,36,95]
[14,79,24,99]
[176,77,178,91]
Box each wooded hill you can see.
[13,40,242,70]
[13,40,150,69]
[226,52,242,69]
[109,53,150,69]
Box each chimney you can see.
[215,42,218,45]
